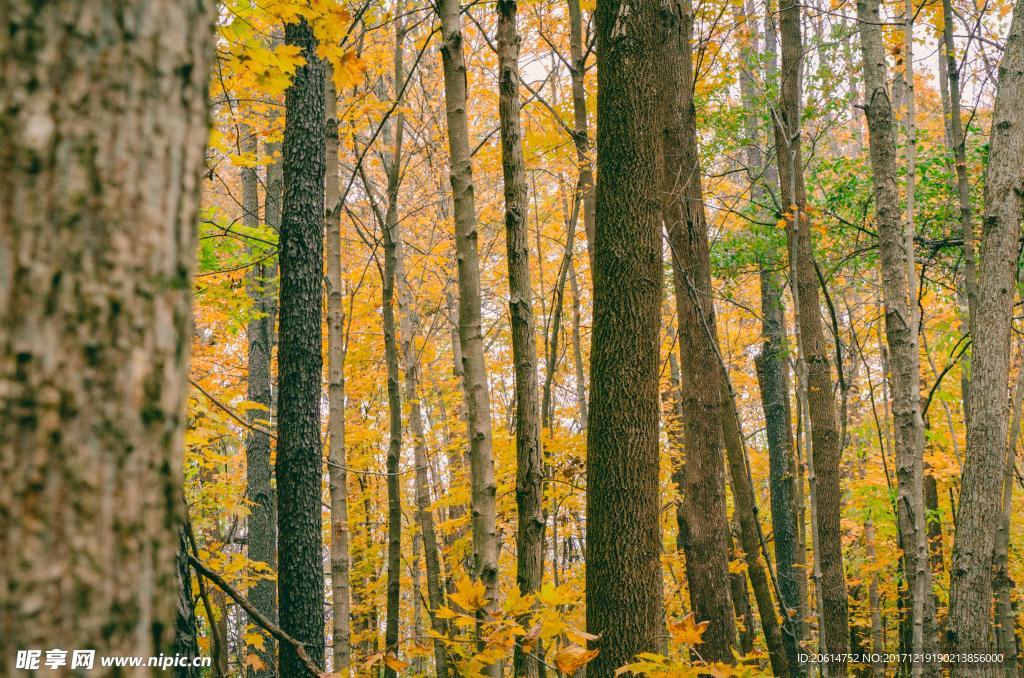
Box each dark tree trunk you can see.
[242,125,279,678]
[276,17,327,678]
[0,0,214,661]
[496,1,545,675]
[771,0,850,666]
[585,0,666,670]
[658,0,737,661]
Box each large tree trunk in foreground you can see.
[496,1,545,675]
[0,0,213,664]
[771,0,850,668]
[657,0,736,662]
[325,70,352,675]
[947,3,1024,668]
[585,0,665,670]
[855,0,937,668]
[437,0,500,670]
[276,17,327,678]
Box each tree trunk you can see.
[585,0,666,670]
[276,17,327,678]
[855,0,937,668]
[993,352,1022,676]
[567,0,596,271]
[325,69,352,675]
[568,261,588,432]
[771,0,850,666]
[946,3,1024,669]
[437,0,500,667]
[380,48,407,675]
[658,0,737,662]
[240,123,280,678]
[0,0,214,662]
[496,1,545,675]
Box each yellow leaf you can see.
[449,574,488,612]
[383,654,408,672]
[554,645,599,673]
[243,653,265,671]
[668,613,709,645]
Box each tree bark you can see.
[437,0,500,668]
[993,352,1022,676]
[658,0,737,662]
[0,0,214,663]
[276,17,327,678]
[855,0,937,668]
[568,261,588,432]
[771,0,850,666]
[585,0,666,670]
[496,1,545,675]
[241,123,279,678]
[567,0,596,271]
[946,3,1024,669]
[324,69,352,675]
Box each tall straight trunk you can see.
[568,261,588,431]
[567,0,596,270]
[0,0,213,661]
[496,2,545,675]
[994,354,1022,676]
[324,70,352,675]
[175,528,202,678]
[276,17,327,678]
[771,0,850,666]
[658,0,736,662]
[855,0,937,669]
[585,0,665,670]
[242,125,279,677]
[437,0,500,662]
[946,2,1024,668]
[380,48,407,675]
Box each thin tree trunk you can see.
[772,0,850,665]
[325,69,352,675]
[276,17,327,678]
[0,0,213,661]
[437,0,500,668]
[380,43,407,674]
[241,123,280,677]
[567,0,596,271]
[994,351,1023,676]
[585,0,666,669]
[496,1,545,674]
[946,1,1024,668]
[855,0,937,669]
[568,261,588,432]
[658,0,737,661]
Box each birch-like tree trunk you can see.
[276,17,327,678]
[947,2,1024,668]
[0,0,214,663]
[437,0,500,668]
[585,0,665,670]
[496,1,545,675]
[325,70,352,675]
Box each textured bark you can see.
[946,3,1024,668]
[437,0,500,664]
[241,125,279,678]
[325,70,352,675]
[855,0,937,667]
[658,0,736,662]
[496,1,545,675]
[175,528,202,678]
[771,0,850,666]
[585,0,665,670]
[0,0,214,666]
[993,358,1022,676]
[567,0,596,271]
[276,17,327,678]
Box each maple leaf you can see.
[668,613,710,645]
